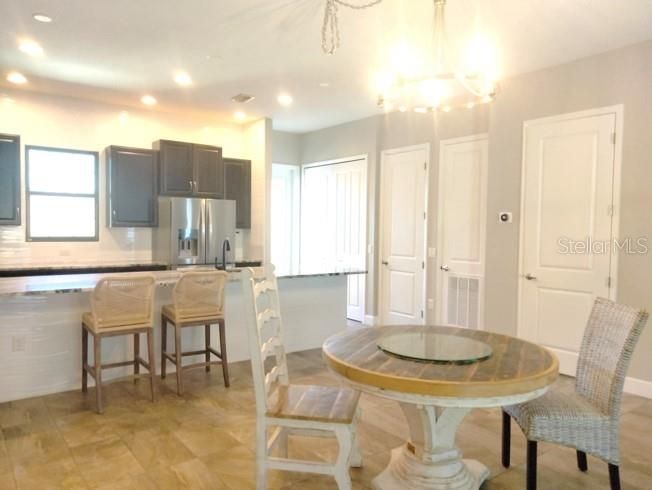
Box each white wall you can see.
[292,39,652,385]
[0,89,268,267]
[271,130,301,166]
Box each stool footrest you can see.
[181,360,226,371]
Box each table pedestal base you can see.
[372,404,490,490]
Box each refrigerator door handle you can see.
[199,200,207,265]
[205,201,211,264]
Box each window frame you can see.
[25,145,100,242]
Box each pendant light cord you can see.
[322,0,384,55]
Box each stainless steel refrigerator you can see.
[153,197,236,268]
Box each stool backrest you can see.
[241,265,289,416]
[91,274,156,329]
[575,297,648,418]
[173,271,228,320]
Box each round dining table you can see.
[322,325,559,490]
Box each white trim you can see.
[517,105,624,340]
[624,376,652,399]
[436,134,488,330]
[364,314,378,326]
[303,154,368,169]
[378,143,430,326]
[271,163,301,275]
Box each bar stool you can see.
[81,274,157,414]
[161,271,229,395]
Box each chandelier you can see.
[321,0,499,113]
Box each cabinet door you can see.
[155,140,194,195]
[0,134,21,225]
[225,158,251,229]
[193,144,224,198]
[107,146,158,227]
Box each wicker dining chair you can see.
[81,274,157,414]
[501,297,649,490]
[241,265,362,490]
[161,270,229,395]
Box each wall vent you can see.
[447,276,480,329]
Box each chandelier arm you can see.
[333,0,384,9]
[458,75,490,97]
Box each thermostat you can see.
[498,212,513,223]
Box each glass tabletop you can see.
[377,331,492,364]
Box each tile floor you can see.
[0,349,650,489]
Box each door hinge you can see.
[607,204,615,217]
[424,162,427,170]
[606,277,612,288]
[422,261,425,269]
[420,310,424,319]
[424,211,427,220]
[611,132,617,145]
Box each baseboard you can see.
[364,315,378,326]
[624,376,652,399]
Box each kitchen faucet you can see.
[220,238,231,270]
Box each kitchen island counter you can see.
[0,266,366,296]
[0,266,365,403]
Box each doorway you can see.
[301,156,367,322]
[437,134,488,329]
[519,106,623,375]
[379,144,429,325]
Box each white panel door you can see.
[437,135,488,329]
[520,111,618,375]
[301,159,367,322]
[380,146,428,325]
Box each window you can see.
[26,146,99,241]
[271,164,300,275]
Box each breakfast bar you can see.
[0,267,365,403]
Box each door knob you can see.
[381,260,389,266]
[524,273,537,281]
[440,265,450,272]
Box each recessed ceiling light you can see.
[442,105,452,113]
[399,106,407,113]
[319,82,330,88]
[6,72,28,85]
[18,40,44,57]
[277,93,293,107]
[414,107,427,114]
[234,111,247,122]
[32,13,52,23]
[466,101,476,109]
[141,95,157,106]
[173,71,193,86]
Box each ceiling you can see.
[1,0,652,132]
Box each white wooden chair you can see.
[241,265,362,489]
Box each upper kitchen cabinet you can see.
[224,158,252,229]
[154,140,223,198]
[0,134,21,226]
[106,146,158,227]
[193,144,224,198]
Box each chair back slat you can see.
[91,274,155,330]
[241,265,289,415]
[260,337,282,360]
[173,271,227,320]
[575,297,648,417]
[257,307,279,327]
